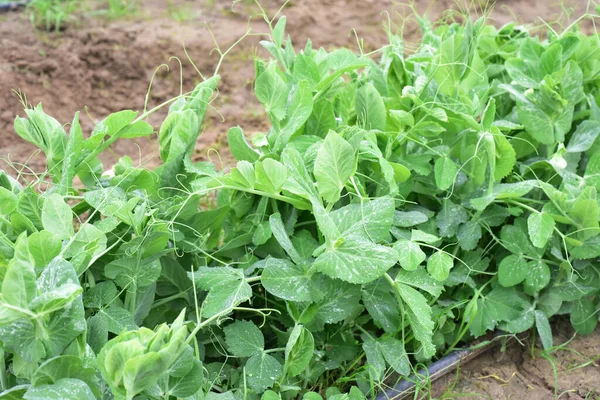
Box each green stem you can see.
[245,276,262,284]
[264,347,286,354]
[151,291,189,309]
[127,289,137,316]
[0,350,7,392]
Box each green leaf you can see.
[228,127,259,162]
[427,251,453,282]
[482,98,496,130]
[2,234,36,308]
[97,307,136,334]
[396,268,443,297]
[84,281,118,309]
[261,258,313,302]
[224,320,264,357]
[263,391,282,400]
[122,353,166,398]
[313,279,361,324]
[313,238,397,284]
[256,159,288,194]
[246,353,282,393]
[527,213,555,248]
[330,198,395,242]
[293,53,320,88]
[23,378,95,400]
[307,100,335,138]
[189,267,252,317]
[469,287,528,337]
[362,336,385,379]
[434,157,458,190]
[500,223,539,256]
[42,194,73,240]
[535,310,553,350]
[457,221,482,251]
[411,230,440,244]
[394,211,428,227]
[524,260,551,293]
[356,83,386,131]
[252,221,272,246]
[362,281,401,332]
[378,337,410,376]
[394,240,425,271]
[0,187,17,216]
[498,254,529,287]
[105,258,161,290]
[158,109,200,163]
[272,16,286,46]
[228,161,256,189]
[566,121,600,153]
[277,80,314,149]
[436,201,468,237]
[396,283,435,358]
[168,358,203,397]
[0,319,45,363]
[314,131,356,204]
[255,64,288,122]
[27,230,61,270]
[570,299,598,335]
[568,186,599,240]
[269,213,302,263]
[284,325,314,377]
[32,356,99,397]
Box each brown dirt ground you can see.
[0,0,599,398]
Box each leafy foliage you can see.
[1,5,600,400]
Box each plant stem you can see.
[0,351,7,392]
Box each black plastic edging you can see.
[374,334,503,400]
[0,1,29,12]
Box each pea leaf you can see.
[23,378,95,400]
[498,254,529,287]
[570,299,598,335]
[524,260,551,293]
[535,310,553,350]
[566,121,600,153]
[469,287,529,337]
[224,320,264,357]
[457,221,482,251]
[42,194,73,240]
[189,267,252,317]
[228,127,259,162]
[378,337,410,376]
[362,281,401,332]
[313,238,397,284]
[356,83,386,131]
[393,240,425,271]
[427,251,453,282]
[396,283,435,358]
[261,258,313,302]
[330,198,395,242]
[255,65,288,122]
[284,325,314,377]
[313,131,356,204]
[434,157,458,190]
[527,213,555,248]
[246,353,282,393]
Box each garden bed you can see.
[0,1,599,399]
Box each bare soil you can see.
[0,0,599,398]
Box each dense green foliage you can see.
[1,7,600,400]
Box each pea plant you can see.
[1,6,600,400]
